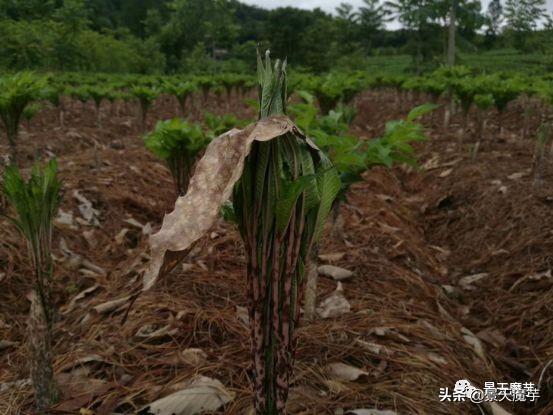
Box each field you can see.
[1,79,552,415]
[364,49,552,76]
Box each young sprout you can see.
[0,72,46,163]
[3,160,62,411]
[144,118,209,196]
[232,50,340,413]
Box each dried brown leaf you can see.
[318,265,353,281]
[143,116,304,291]
[139,376,235,415]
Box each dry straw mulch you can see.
[1,91,551,414]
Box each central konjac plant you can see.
[144,51,339,415]
[232,52,340,414]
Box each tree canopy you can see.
[0,0,551,73]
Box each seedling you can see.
[0,72,45,163]
[163,81,197,118]
[231,51,341,414]
[131,86,159,132]
[474,93,495,152]
[3,160,62,411]
[144,118,209,196]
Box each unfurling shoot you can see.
[232,50,340,414]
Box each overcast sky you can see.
[242,0,553,26]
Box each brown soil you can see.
[0,89,551,415]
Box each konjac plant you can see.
[473,93,495,153]
[143,52,340,414]
[231,51,340,413]
[163,80,198,118]
[131,85,159,132]
[87,86,110,127]
[3,160,62,411]
[290,93,435,318]
[0,72,45,164]
[144,118,209,196]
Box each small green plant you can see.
[304,72,364,114]
[87,86,110,127]
[144,118,209,196]
[197,76,215,103]
[42,85,65,128]
[3,160,62,411]
[163,81,197,118]
[131,86,159,132]
[0,72,45,163]
[474,93,495,151]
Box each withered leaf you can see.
[143,116,310,291]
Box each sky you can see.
[241,0,553,25]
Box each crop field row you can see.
[0,60,552,415]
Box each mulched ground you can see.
[0,89,551,414]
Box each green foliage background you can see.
[0,0,551,75]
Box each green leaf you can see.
[275,174,316,233]
[311,154,341,243]
[407,103,439,122]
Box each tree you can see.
[336,2,356,20]
[299,14,340,72]
[447,0,456,66]
[384,0,443,71]
[51,0,90,70]
[505,0,547,49]
[159,0,239,67]
[264,7,325,68]
[357,0,390,51]
[0,0,56,20]
[385,0,484,70]
[335,2,361,53]
[486,0,503,38]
